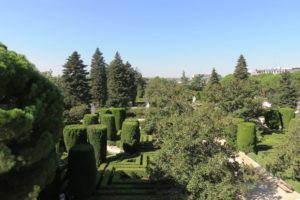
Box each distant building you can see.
[251,67,300,75]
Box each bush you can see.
[83,114,99,125]
[65,104,90,124]
[0,43,64,199]
[68,144,96,199]
[264,109,281,130]
[63,125,87,152]
[279,107,295,129]
[126,107,145,118]
[87,125,107,165]
[98,108,111,123]
[121,119,140,153]
[111,107,126,131]
[237,122,256,153]
[102,114,117,141]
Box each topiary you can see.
[278,107,295,129]
[65,104,90,124]
[264,109,281,130]
[98,107,111,123]
[102,114,117,141]
[63,125,87,152]
[121,119,140,153]
[0,43,64,199]
[236,122,256,153]
[68,144,96,199]
[87,125,107,165]
[111,107,126,131]
[83,114,99,125]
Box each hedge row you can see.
[102,114,117,141]
[278,108,295,129]
[83,114,99,125]
[63,125,87,152]
[237,122,256,153]
[121,119,141,153]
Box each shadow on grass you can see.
[256,144,272,152]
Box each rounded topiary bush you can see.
[237,122,256,153]
[102,114,117,141]
[68,144,96,199]
[65,104,90,125]
[111,107,126,131]
[87,125,107,165]
[265,109,281,130]
[83,114,99,125]
[98,108,111,123]
[0,43,64,199]
[63,125,87,152]
[121,119,140,153]
[279,107,295,129]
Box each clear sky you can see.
[1,0,300,77]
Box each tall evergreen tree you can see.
[62,51,90,108]
[107,52,130,107]
[208,68,220,85]
[124,62,137,104]
[233,55,249,80]
[90,48,107,107]
[135,69,146,98]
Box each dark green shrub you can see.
[68,144,96,199]
[279,107,295,129]
[264,109,281,129]
[0,43,64,199]
[102,114,117,141]
[121,119,140,153]
[111,107,126,131]
[65,104,90,124]
[83,114,98,125]
[87,125,107,165]
[98,108,111,123]
[237,122,256,153]
[126,107,145,118]
[63,125,87,152]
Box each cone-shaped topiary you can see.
[87,125,107,165]
[121,119,140,153]
[83,114,99,125]
[111,107,126,131]
[98,108,111,123]
[63,125,87,152]
[279,107,295,129]
[102,114,117,141]
[0,43,64,199]
[237,122,256,153]
[265,109,281,130]
[68,144,96,199]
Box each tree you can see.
[124,62,137,104]
[208,68,220,85]
[233,55,249,80]
[62,51,90,108]
[90,48,107,107]
[181,70,189,85]
[107,52,130,107]
[134,69,146,99]
[204,68,221,103]
[189,74,206,91]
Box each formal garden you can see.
[1,43,300,200]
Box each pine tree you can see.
[90,48,107,107]
[62,51,90,108]
[107,52,130,107]
[124,62,137,104]
[208,68,220,85]
[135,69,146,98]
[233,55,249,80]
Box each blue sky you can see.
[1,0,300,77]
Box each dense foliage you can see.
[233,55,249,80]
[63,125,87,152]
[102,114,117,141]
[87,125,107,165]
[83,114,99,125]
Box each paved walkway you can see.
[237,152,300,200]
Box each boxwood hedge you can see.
[83,114,99,125]
[121,119,140,153]
[63,125,87,152]
[87,125,107,165]
[102,114,117,141]
[111,108,126,131]
[278,107,295,129]
[237,122,256,153]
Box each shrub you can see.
[121,119,140,153]
[63,125,87,152]
[65,104,90,124]
[98,108,111,123]
[126,107,145,118]
[264,109,281,130]
[102,114,117,141]
[87,125,107,165]
[111,107,126,131]
[68,144,96,199]
[237,122,256,153]
[279,107,295,129]
[83,114,98,125]
[0,43,64,199]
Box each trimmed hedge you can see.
[98,108,112,123]
[121,119,140,153]
[111,108,126,131]
[237,122,256,153]
[102,114,117,141]
[65,104,90,125]
[0,43,64,199]
[83,114,99,125]
[265,109,281,130]
[63,125,87,152]
[87,125,107,165]
[68,144,96,199]
[279,108,295,129]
